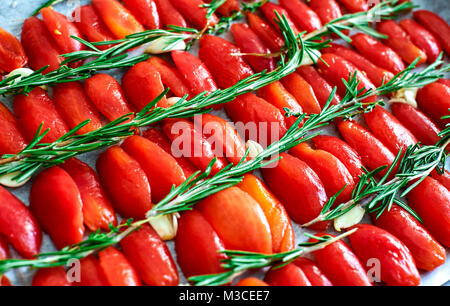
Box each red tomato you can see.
[121,224,179,286]
[41,7,85,54]
[416,82,450,128]
[0,26,27,72]
[123,0,161,29]
[262,153,329,230]
[336,0,368,13]
[199,34,254,89]
[247,12,285,53]
[0,186,41,258]
[264,263,312,286]
[122,61,168,111]
[413,10,450,55]
[310,233,372,286]
[308,0,343,25]
[235,278,269,286]
[92,0,145,39]
[0,236,7,260]
[0,102,26,155]
[279,0,322,32]
[61,158,117,232]
[297,66,341,107]
[198,187,273,253]
[77,256,109,286]
[32,267,72,286]
[21,17,63,73]
[154,0,188,28]
[98,247,142,286]
[230,23,276,73]
[349,224,420,286]
[175,210,227,278]
[168,0,218,29]
[14,88,69,143]
[53,82,103,134]
[294,257,333,286]
[260,2,300,35]
[121,135,186,202]
[372,204,446,271]
[148,57,190,98]
[204,0,239,16]
[96,146,152,220]
[30,167,84,249]
[84,73,134,122]
[281,72,322,114]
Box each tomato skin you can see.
[73,5,116,50]
[98,247,142,286]
[391,103,442,147]
[0,236,7,260]
[123,0,161,29]
[377,20,427,65]
[290,142,355,205]
[224,93,288,146]
[77,256,109,286]
[311,233,372,286]
[262,153,329,230]
[351,33,405,75]
[281,73,322,114]
[61,158,117,232]
[264,263,312,286]
[32,267,72,286]
[0,186,41,259]
[312,135,364,182]
[237,174,295,253]
[337,120,395,175]
[247,12,285,53]
[97,146,152,219]
[279,0,322,32]
[322,43,394,88]
[336,0,368,13]
[235,278,269,286]
[148,57,190,98]
[162,119,228,175]
[198,187,273,254]
[413,10,450,55]
[1,275,11,286]
[294,257,333,286]
[196,113,248,166]
[230,23,276,73]
[92,0,145,39]
[349,224,420,286]
[84,73,134,122]
[122,135,186,202]
[175,210,227,278]
[372,204,446,272]
[407,177,450,247]
[41,7,85,55]
[438,78,450,87]
[260,3,300,35]
[53,82,103,135]
[21,17,63,74]
[258,81,303,127]
[297,66,341,107]
[364,105,418,154]
[308,0,343,25]
[416,82,450,128]
[168,0,218,29]
[431,170,450,191]
[0,26,27,72]
[30,167,84,250]
[14,88,69,143]
[120,224,179,286]
[154,0,188,28]
[142,128,198,177]
[205,0,239,16]
[171,51,218,96]
[0,102,26,155]
[199,34,254,89]
[318,53,376,103]
[122,61,168,111]
[399,19,442,63]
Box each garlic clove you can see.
[389,87,418,108]
[334,204,366,232]
[300,49,321,67]
[145,37,186,55]
[0,171,30,188]
[148,212,179,241]
[6,68,47,91]
[245,140,264,159]
[167,97,183,107]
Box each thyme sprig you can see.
[189,229,357,286]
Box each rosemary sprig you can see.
[189,229,357,286]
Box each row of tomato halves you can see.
[0,0,449,287]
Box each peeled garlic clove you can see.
[246,140,264,159]
[334,205,366,232]
[0,171,29,188]
[145,37,186,54]
[167,97,183,107]
[148,212,179,241]
[390,87,418,108]
[300,49,321,67]
[6,68,47,91]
